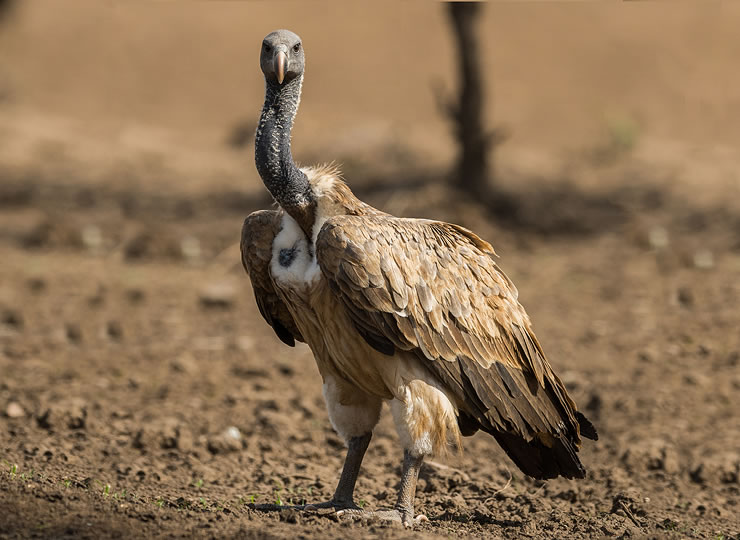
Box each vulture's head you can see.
[260,29,304,86]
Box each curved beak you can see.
[275,50,287,84]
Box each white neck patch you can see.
[271,171,342,288]
[271,213,321,287]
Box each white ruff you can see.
[271,213,326,286]
[271,172,340,287]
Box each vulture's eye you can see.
[263,43,272,53]
[293,43,301,53]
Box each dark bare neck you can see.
[255,75,316,234]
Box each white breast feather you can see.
[271,173,340,287]
[271,213,323,286]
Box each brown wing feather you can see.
[241,210,303,346]
[316,215,596,479]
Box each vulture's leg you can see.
[330,432,372,506]
[337,447,428,526]
[304,432,371,510]
[300,376,381,511]
[338,393,436,527]
[393,449,425,522]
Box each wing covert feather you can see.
[316,215,590,452]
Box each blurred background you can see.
[0,2,738,538]
[1,2,739,199]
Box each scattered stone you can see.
[81,225,104,252]
[198,281,236,310]
[207,426,243,454]
[647,226,669,249]
[180,236,201,261]
[692,249,714,270]
[5,401,25,418]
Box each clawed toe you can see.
[252,501,427,527]
[302,500,359,512]
[336,507,427,528]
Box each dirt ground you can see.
[1,2,740,539]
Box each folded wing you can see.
[316,215,597,479]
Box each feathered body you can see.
[242,29,596,525]
[242,164,596,479]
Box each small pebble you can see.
[225,426,241,441]
[198,281,236,309]
[648,226,669,249]
[81,225,103,252]
[207,426,243,454]
[693,250,714,270]
[6,402,25,418]
[180,236,201,261]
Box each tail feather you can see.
[490,429,587,480]
[576,411,599,441]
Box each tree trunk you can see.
[447,2,494,197]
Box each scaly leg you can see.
[394,449,425,522]
[304,432,371,510]
[338,449,428,527]
[252,433,371,513]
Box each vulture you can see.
[241,29,597,526]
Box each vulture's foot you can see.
[302,499,361,511]
[251,500,359,514]
[336,507,428,528]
